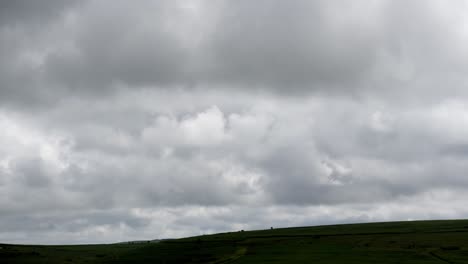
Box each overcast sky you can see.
[2,0,468,244]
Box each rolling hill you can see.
[3,219,468,263]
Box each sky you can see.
[2,0,468,244]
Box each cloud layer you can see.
[2,0,468,244]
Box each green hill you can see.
[3,219,468,263]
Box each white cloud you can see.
[142,106,226,147]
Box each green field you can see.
[3,219,468,263]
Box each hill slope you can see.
[3,219,468,263]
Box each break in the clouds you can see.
[2,0,468,244]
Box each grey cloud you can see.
[3,0,468,244]
[44,0,190,91]
[0,0,78,108]
[7,94,468,212]
[0,210,149,234]
[205,0,379,91]
[0,0,77,27]
[39,0,468,96]
[440,144,468,157]
[12,158,52,188]
[2,0,468,107]
[41,0,381,94]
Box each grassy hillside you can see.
[3,219,468,263]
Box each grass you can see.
[3,219,468,263]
